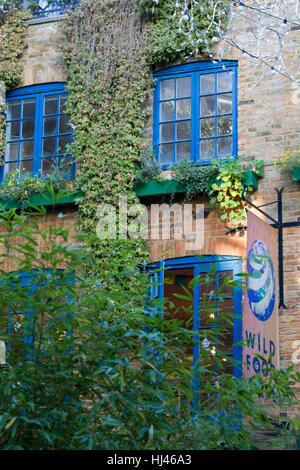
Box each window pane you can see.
[43,137,56,156]
[20,159,33,175]
[199,304,217,327]
[7,101,21,120]
[21,119,35,139]
[159,123,174,143]
[200,117,215,138]
[200,95,215,116]
[5,142,18,161]
[217,136,232,157]
[159,143,174,165]
[42,157,56,175]
[217,116,232,135]
[59,94,68,113]
[57,155,72,174]
[176,76,191,98]
[176,141,190,161]
[217,271,233,295]
[176,99,191,120]
[59,114,72,134]
[58,134,72,155]
[160,100,174,122]
[4,161,18,175]
[200,74,215,94]
[217,94,232,114]
[6,121,20,141]
[218,327,233,354]
[44,95,58,115]
[217,71,233,93]
[44,116,57,136]
[218,298,234,326]
[160,79,175,100]
[219,357,233,375]
[200,139,214,160]
[21,140,34,159]
[200,272,216,298]
[22,98,36,118]
[176,120,190,140]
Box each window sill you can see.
[135,179,187,197]
[135,170,260,198]
[0,190,82,210]
[293,166,300,181]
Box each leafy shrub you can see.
[0,201,298,450]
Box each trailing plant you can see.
[173,157,264,224]
[0,3,31,159]
[60,0,154,308]
[134,147,161,185]
[139,0,228,66]
[276,149,300,177]
[0,168,75,208]
[173,159,218,198]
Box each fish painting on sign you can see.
[246,240,276,322]
[243,211,279,378]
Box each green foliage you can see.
[0,208,299,450]
[0,5,31,159]
[173,159,218,198]
[173,157,264,224]
[135,148,161,185]
[276,149,300,177]
[60,0,152,299]
[139,0,228,66]
[0,168,75,208]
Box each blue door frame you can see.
[146,255,243,379]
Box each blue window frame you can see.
[23,0,80,18]
[2,83,73,182]
[0,270,75,366]
[153,61,238,169]
[146,256,243,381]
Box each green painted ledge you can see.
[0,190,82,210]
[135,170,260,198]
[293,166,300,181]
[135,179,187,197]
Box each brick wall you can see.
[4,11,300,390]
[19,18,66,86]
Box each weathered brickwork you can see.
[0,207,79,272]
[19,19,66,86]
[5,10,300,403]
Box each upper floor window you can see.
[23,0,80,18]
[153,61,238,169]
[2,83,73,181]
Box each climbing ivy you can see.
[139,0,228,65]
[61,0,153,308]
[59,0,233,302]
[0,4,31,159]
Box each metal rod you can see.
[257,200,278,209]
[242,187,280,227]
[276,188,287,309]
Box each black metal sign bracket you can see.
[226,187,300,309]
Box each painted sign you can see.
[243,210,279,378]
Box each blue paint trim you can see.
[4,269,75,365]
[6,83,67,98]
[153,61,238,169]
[147,255,243,400]
[2,83,74,182]
[23,1,80,19]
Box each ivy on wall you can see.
[61,0,153,307]
[0,5,31,158]
[139,0,228,65]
